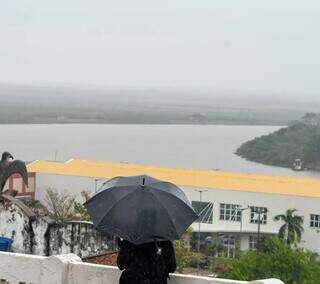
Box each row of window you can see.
[192,201,267,224]
[192,201,320,228]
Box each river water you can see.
[1,124,319,178]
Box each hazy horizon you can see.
[1,0,320,95]
[0,83,318,125]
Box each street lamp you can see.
[194,189,208,274]
[94,178,103,192]
[252,207,268,250]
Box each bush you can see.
[173,239,203,272]
[218,237,320,284]
[209,257,235,273]
[188,252,202,268]
[73,190,91,221]
[44,187,76,223]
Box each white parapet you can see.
[0,252,284,284]
[249,280,285,284]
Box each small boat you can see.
[292,159,303,171]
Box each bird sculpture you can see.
[0,151,28,193]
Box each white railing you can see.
[0,252,284,284]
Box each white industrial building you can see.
[16,158,320,255]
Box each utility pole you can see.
[94,178,102,192]
[257,210,261,250]
[195,189,207,274]
[253,207,267,251]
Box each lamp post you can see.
[195,189,207,274]
[253,207,267,251]
[94,178,103,192]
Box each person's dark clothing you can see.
[117,239,176,284]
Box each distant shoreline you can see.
[0,83,315,127]
[0,121,284,126]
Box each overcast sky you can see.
[1,0,319,94]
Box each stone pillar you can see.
[40,254,82,284]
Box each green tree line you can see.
[236,115,320,170]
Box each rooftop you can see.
[27,159,320,198]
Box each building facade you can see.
[185,186,320,256]
[16,158,320,255]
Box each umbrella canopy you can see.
[84,175,198,244]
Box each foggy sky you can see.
[1,0,319,94]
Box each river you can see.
[1,124,319,178]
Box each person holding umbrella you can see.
[117,237,176,284]
[84,175,198,284]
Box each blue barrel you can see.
[0,237,13,252]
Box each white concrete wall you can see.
[35,173,101,202]
[0,252,284,284]
[34,173,320,254]
[0,203,31,253]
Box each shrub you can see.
[218,237,320,284]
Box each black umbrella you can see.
[84,175,198,244]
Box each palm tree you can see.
[274,209,304,245]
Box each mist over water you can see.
[4,124,320,178]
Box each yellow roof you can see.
[27,159,320,198]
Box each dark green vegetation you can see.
[0,84,319,125]
[218,237,320,284]
[236,113,320,170]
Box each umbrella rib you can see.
[148,186,196,213]
[147,182,191,204]
[95,186,140,227]
[87,184,137,202]
[149,191,181,239]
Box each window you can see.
[249,235,258,249]
[310,214,320,228]
[218,234,237,258]
[250,207,267,224]
[219,203,241,222]
[192,201,213,224]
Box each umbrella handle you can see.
[154,238,162,255]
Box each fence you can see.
[0,252,284,284]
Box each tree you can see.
[73,190,92,221]
[44,187,76,223]
[303,135,320,167]
[218,237,320,284]
[274,209,304,245]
